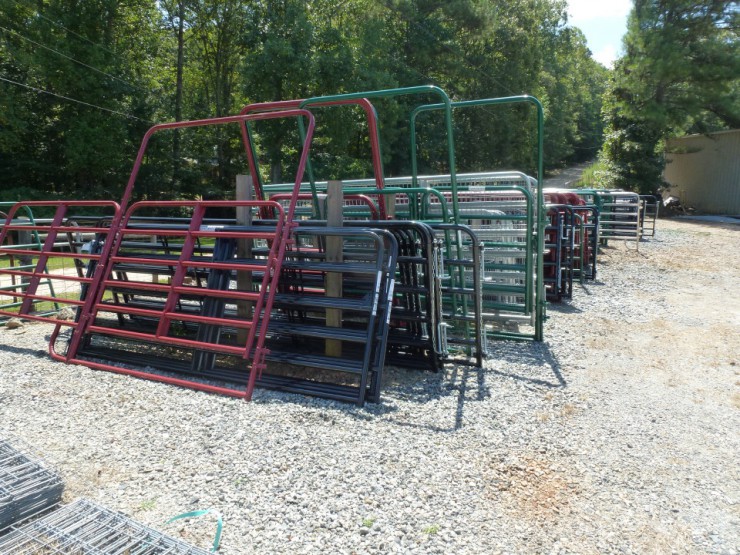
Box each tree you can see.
[0,0,162,199]
[541,27,608,167]
[601,0,739,193]
[1,0,616,201]
[242,0,316,184]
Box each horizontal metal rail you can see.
[0,200,120,325]
[55,200,287,401]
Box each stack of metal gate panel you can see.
[69,218,398,406]
[0,205,400,405]
[267,173,539,346]
[578,189,642,245]
[423,187,536,343]
[543,203,575,302]
[545,190,598,284]
[0,437,64,531]
[429,223,484,366]
[257,227,398,404]
[0,200,121,331]
[268,189,488,366]
[0,90,555,403]
[47,200,292,402]
[255,213,450,374]
[573,205,599,282]
[345,221,445,372]
[0,498,210,553]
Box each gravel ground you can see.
[0,218,738,554]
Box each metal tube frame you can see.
[410,96,545,341]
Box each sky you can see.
[567,0,632,67]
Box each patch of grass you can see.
[423,524,440,535]
[361,517,375,528]
[139,497,157,511]
[576,160,607,188]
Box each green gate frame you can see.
[409,95,545,341]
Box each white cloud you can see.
[593,44,619,68]
[567,0,631,24]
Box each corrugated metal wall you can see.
[664,129,740,215]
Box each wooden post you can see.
[386,192,396,219]
[325,180,343,357]
[236,175,253,345]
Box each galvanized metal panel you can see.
[664,129,740,215]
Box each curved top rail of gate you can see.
[297,86,457,221]
[237,98,385,214]
[410,95,545,341]
[121,109,316,219]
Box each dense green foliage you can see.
[1,0,608,201]
[600,0,739,193]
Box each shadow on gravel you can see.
[370,340,567,432]
[484,341,566,390]
[547,302,582,314]
[0,344,49,359]
[570,280,606,296]
[356,364,494,432]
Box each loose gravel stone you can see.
[0,218,738,554]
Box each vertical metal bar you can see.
[154,204,206,338]
[18,204,66,314]
[236,175,254,345]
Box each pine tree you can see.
[601,0,739,193]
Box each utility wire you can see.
[0,75,152,123]
[0,24,148,94]
[13,0,118,55]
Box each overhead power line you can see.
[0,24,147,94]
[0,75,152,123]
[14,0,117,55]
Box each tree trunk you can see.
[172,0,185,186]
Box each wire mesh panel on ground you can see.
[0,436,64,531]
[0,498,210,554]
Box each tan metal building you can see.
[664,129,740,215]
